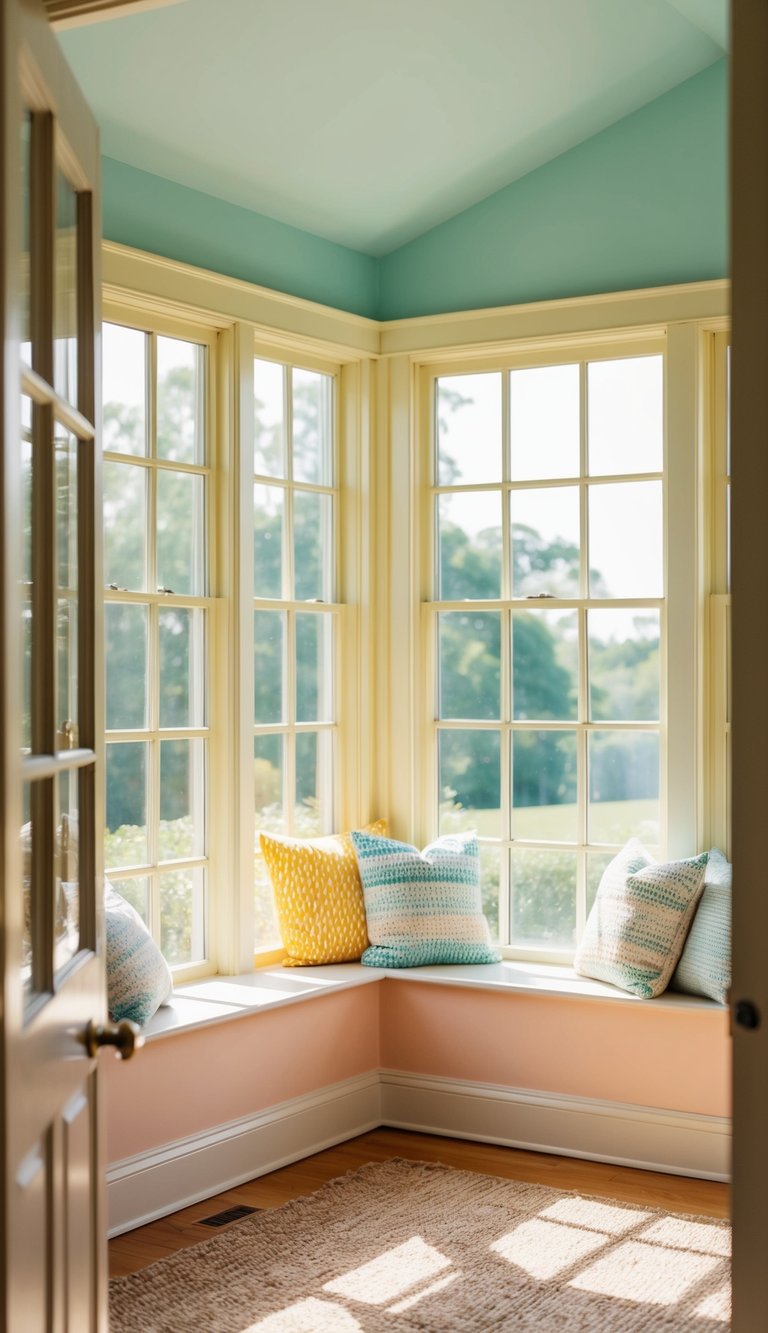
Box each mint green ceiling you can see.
[59,0,727,258]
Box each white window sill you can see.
[141,960,725,1041]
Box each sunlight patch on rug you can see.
[324,1235,451,1305]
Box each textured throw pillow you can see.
[574,839,708,998]
[106,882,173,1026]
[671,848,732,1003]
[260,821,387,967]
[351,829,500,968]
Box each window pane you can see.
[53,769,80,975]
[438,491,501,600]
[254,358,285,477]
[254,734,284,834]
[589,609,660,721]
[159,739,205,862]
[157,470,205,596]
[511,485,580,597]
[512,610,578,721]
[160,866,205,966]
[296,613,334,722]
[294,491,333,601]
[106,603,147,730]
[586,851,614,915]
[589,481,662,598]
[436,373,502,485]
[510,848,576,949]
[103,324,147,456]
[254,611,284,724]
[295,731,332,835]
[438,729,501,837]
[588,731,660,844]
[104,461,146,591]
[438,611,500,720]
[254,483,284,599]
[293,368,332,485]
[255,856,280,947]
[588,355,663,477]
[478,844,501,945]
[105,742,148,868]
[159,607,205,728]
[510,363,580,481]
[111,876,150,926]
[511,731,577,842]
[157,336,205,464]
[53,170,77,405]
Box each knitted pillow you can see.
[670,848,732,1003]
[261,821,387,966]
[105,882,173,1026]
[574,839,708,998]
[351,829,500,968]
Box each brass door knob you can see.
[83,1018,144,1061]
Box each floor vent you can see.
[198,1204,259,1228]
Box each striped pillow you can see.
[574,839,708,998]
[351,830,500,968]
[105,882,173,1026]
[671,848,731,1003]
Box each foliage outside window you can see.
[430,353,665,956]
[102,321,210,969]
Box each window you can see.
[102,317,213,973]
[252,352,339,947]
[424,346,667,959]
[707,331,731,856]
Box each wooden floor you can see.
[108,1128,730,1278]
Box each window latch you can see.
[157,586,175,595]
[106,583,127,592]
[526,593,555,599]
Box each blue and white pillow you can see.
[106,882,173,1026]
[671,848,731,1004]
[350,829,500,968]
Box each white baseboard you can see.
[380,1070,731,1182]
[106,1072,382,1237]
[107,1068,731,1235]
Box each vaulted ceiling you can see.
[59,0,728,257]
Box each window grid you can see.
[103,321,212,971]
[428,353,666,959]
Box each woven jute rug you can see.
[109,1159,731,1332]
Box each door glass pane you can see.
[21,397,33,753]
[157,471,204,596]
[157,336,205,464]
[438,491,502,600]
[438,729,501,836]
[159,607,205,728]
[104,461,146,591]
[254,734,284,834]
[254,611,284,724]
[111,876,150,926]
[588,731,660,844]
[293,491,333,601]
[436,373,501,485]
[54,170,77,405]
[589,481,663,598]
[588,356,663,477]
[160,866,205,966]
[106,603,147,730]
[21,783,33,1004]
[512,610,578,721]
[510,363,580,481]
[512,731,577,842]
[254,483,284,598]
[159,739,205,862]
[510,485,580,597]
[21,112,31,362]
[56,428,78,749]
[589,609,660,721]
[510,848,577,949]
[254,358,285,477]
[295,730,332,835]
[103,324,147,455]
[53,769,80,975]
[296,613,334,722]
[105,742,148,869]
[293,368,332,485]
[438,611,500,720]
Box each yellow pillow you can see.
[260,821,387,967]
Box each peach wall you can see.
[104,984,381,1162]
[379,980,731,1118]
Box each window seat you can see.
[142,959,725,1041]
